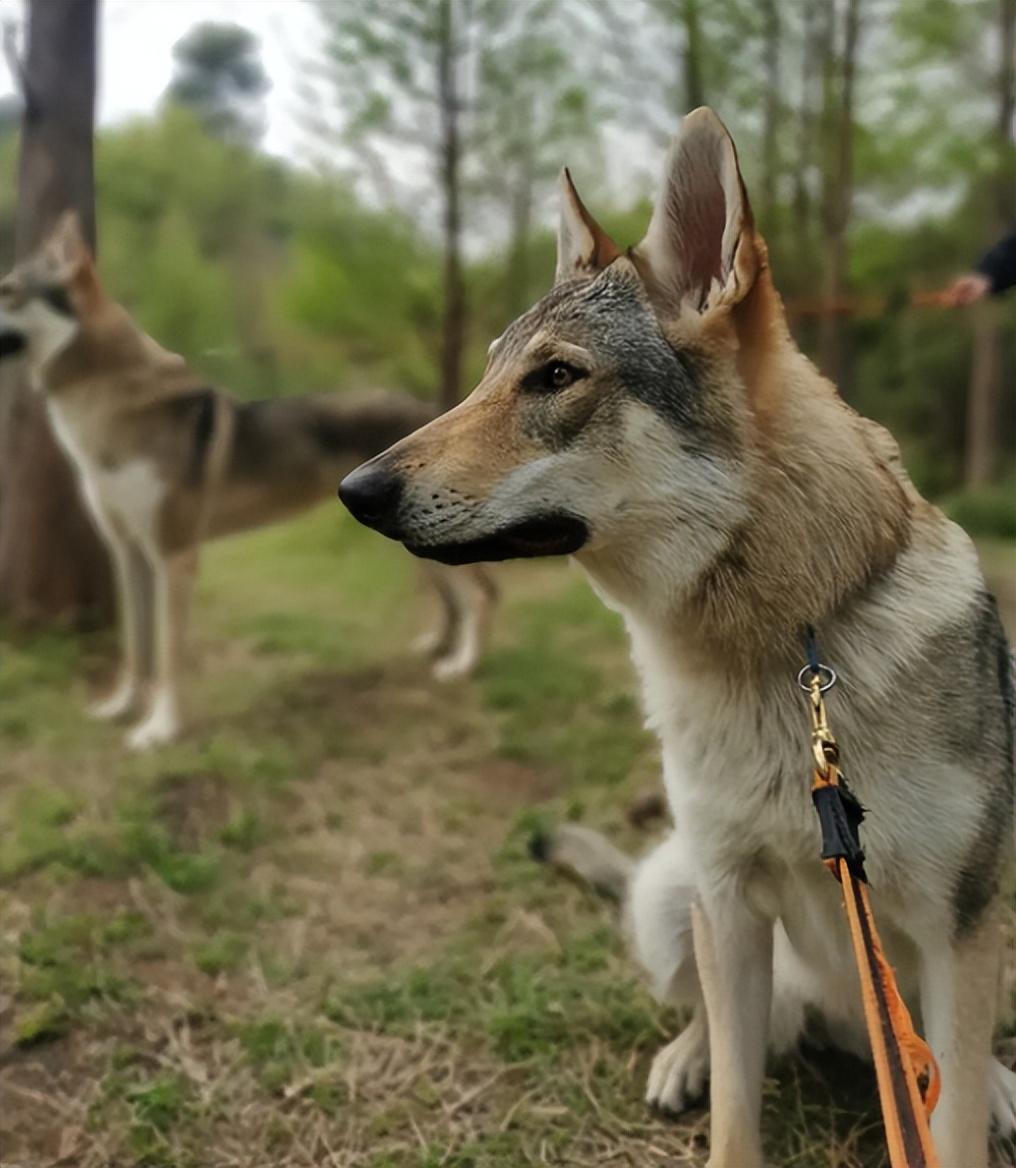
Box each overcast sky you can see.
[0,0,321,160]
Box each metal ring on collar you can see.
[797,663,837,693]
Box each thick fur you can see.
[338,109,1015,1166]
[539,822,1016,1150]
[0,214,497,749]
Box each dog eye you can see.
[524,361,585,393]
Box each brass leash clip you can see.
[797,663,839,776]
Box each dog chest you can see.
[48,398,166,540]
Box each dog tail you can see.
[529,823,634,901]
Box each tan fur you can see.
[383,376,541,498]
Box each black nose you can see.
[338,463,404,529]
[0,330,26,359]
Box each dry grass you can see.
[0,509,1012,1167]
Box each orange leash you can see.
[801,652,941,1168]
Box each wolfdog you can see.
[339,109,1015,1165]
[0,214,497,749]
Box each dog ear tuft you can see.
[635,107,758,311]
[555,168,621,284]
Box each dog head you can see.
[340,109,783,594]
[0,211,99,378]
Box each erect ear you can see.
[634,107,758,312]
[555,167,621,284]
[43,209,93,277]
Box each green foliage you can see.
[943,481,1016,540]
[93,108,446,399]
[281,182,442,392]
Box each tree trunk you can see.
[818,0,861,390]
[437,0,466,414]
[759,0,781,233]
[964,0,1015,487]
[0,0,112,626]
[793,0,820,239]
[994,0,1015,226]
[965,302,1002,487]
[682,0,705,111]
[505,112,535,319]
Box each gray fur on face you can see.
[490,266,717,450]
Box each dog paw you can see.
[125,710,179,751]
[431,652,476,682]
[990,1057,1016,1139]
[646,1023,710,1115]
[89,684,139,721]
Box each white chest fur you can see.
[608,525,990,955]
[47,398,166,548]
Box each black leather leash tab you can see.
[811,775,868,883]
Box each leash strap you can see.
[801,646,941,1168]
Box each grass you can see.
[0,505,1012,1167]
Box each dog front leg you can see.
[413,562,460,660]
[90,532,144,720]
[692,891,773,1168]
[431,564,496,681]
[920,913,1002,1168]
[126,547,194,750]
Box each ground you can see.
[1,509,1013,1168]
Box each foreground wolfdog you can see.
[339,109,1015,1166]
[0,216,496,749]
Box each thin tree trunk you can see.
[0,0,112,625]
[787,0,821,342]
[964,0,1015,487]
[760,0,781,233]
[683,0,705,110]
[505,114,535,318]
[994,0,1015,225]
[437,0,465,413]
[819,0,861,389]
[793,0,819,236]
[965,303,1002,487]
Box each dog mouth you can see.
[404,514,589,565]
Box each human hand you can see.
[943,272,991,306]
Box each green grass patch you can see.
[325,919,662,1065]
[12,909,146,1043]
[191,930,249,976]
[92,1059,201,1168]
[481,581,652,789]
[0,785,83,879]
[235,1014,347,1105]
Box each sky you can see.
[0,0,321,161]
[0,0,603,246]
